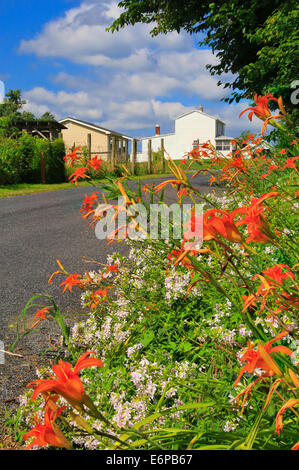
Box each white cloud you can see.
[23,86,103,120]
[19,1,191,66]
[19,0,243,135]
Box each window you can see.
[216,140,231,151]
[216,121,224,137]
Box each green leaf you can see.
[140,329,155,347]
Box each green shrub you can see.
[0,133,66,185]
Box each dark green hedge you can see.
[0,133,66,185]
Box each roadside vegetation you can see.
[4,95,298,451]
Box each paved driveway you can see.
[0,174,211,416]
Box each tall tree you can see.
[0,89,26,117]
[109,1,298,111]
[40,111,56,121]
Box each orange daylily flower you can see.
[184,208,243,245]
[282,156,299,171]
[80,192,99,215]
[232,376,264,414]
[233,192,280,243]
[103,263,119,276]
[253,264,295,290]
[59,274,82,293]
[30,307,50,329]
[177,187,189,204]
[239,94,282,135]
[28,352,103,410]
[209,175,217,186]
[188,146,200,159]
[142,184,151,192]
[87,155,103,171]
[167,243,201,271]
[288,369,299,388]
[275,398,299,437]
[234,330,293,387]
[243,264,298,314]
[48,259,68,285]
[69,167,90,185]
[23,399,72,450]
[63,147,82,167]
[241,294,258,312]
[153,179,185,194]
[89,287,113,309]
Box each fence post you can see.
[125,140,129,164]
[87,133,91,161]
[147,139,152,174]
[131,139,137,175]
[40,151,46,184]
[111,136,116,171]
[161,138,165,173]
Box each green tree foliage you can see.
[0,89,25,117]
[109,0,298,110]
[40,111,56,121]
[0,89,57,121]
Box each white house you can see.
[136,106,234,162]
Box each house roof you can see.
[140,108,227,140]
[59,117,133,140]
[215,135,234,140]
[175,109,226,125]
[12,118,67,131]
[139,132,175,141]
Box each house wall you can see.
[175,112,216,150]
[61,121,109,156]
[139,111,222,161]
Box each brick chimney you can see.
[198,105,204,112]
[155,124,160,135]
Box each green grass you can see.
[0,160,211,198]
[0,174,173,198]
[0,181,90,198]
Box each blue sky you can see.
[0,0,261,138]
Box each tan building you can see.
[59,117,132,162]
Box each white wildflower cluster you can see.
[70,313,102,349]
[164,269,190,301]
[126,343,143,358]
[238,324,252,337]
[106,357,198,431]
[223,416,242,432]
[172,360,198,379]
[86,270,102,282]
[164,268,202,302]
[290,340,299,366]
[207,193,236,210]
[264,246,276,255]
[72,435,100,450]
[110,392,148,428]
[130,358,159,400]
[200,300,249,346]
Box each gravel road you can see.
[0,174,211,430]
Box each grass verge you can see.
[0,160,211,198]
[0,173,176,199]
